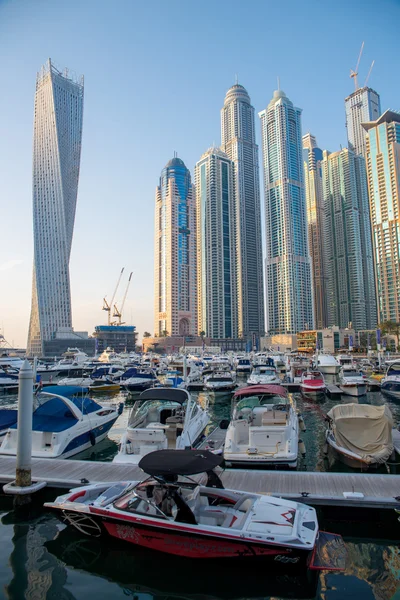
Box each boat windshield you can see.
[129,399,184,427]
[253,368,275,376]
[388,363,400,376]
[233,395,288,414]
[342,369,359,377]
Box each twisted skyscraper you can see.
[221,84,264,340]
[27,60,84,356]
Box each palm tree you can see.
[161,330,169,338]
[143,331,151,338]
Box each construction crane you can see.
[364,60,375,88]
[350,41,364,91]
[102,267,124,325]
[113,271,133,325]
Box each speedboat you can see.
[204,371,236,392]
[313,354,340,375]
[247,366,280,386]
[0,386,122,458]
[113,388,209,465]
[163,370,186,389]
[381,361,400,400]
[121,368,158,392]
[57,368,93,387]
[89,380,121,394]
[300,371,325,395]
[44,449,345,566]
[338,368,366,397]
[336,354,355,370]
[325,403,394,469]
[223,385,301,468]
[235,358,252,375]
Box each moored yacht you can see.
[247,365,280,386]
[313,354,340,375]
[204,371,236,392]
[338,368,366,397]
[381,361,400,399]
[223,385,300,468]
[113,388,209,465]
[121,368,158,392]
[235,357,252,375]
[300,371,325,395]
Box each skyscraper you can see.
[303,133,327,329]
[195,147,237,338]
[221,84,264,340]
[259,90,313,334]
[154,156,197,337]
[345,86,381,159]
[363,110,400,323]
[27,60,84,356]
[321,148,377,330]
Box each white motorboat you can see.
[0,387,122,458]
[325,403,394,469]
[338,368,366,397]
[313,354,341,375]
[204,371,236,392]
[336,354,355,371]
[113,388,209,465]
[235,357,252,375]
[381,361,400,400]
[121,368,159,392]
[223,384,300,468]
[0,352,25,371]
[44,449,346,568]
[0,368,20,393]
[247,365,281,386]
[300,371,325,395]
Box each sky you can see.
[0,0,399,347]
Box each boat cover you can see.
[327,404,394,463]
[234,385,288,398]
[44,385,89,397]
[0,409,18,431]
[139,388,188,404]
[139,449,223,475]
[10,398,79,432]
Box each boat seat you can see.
[262,411,287,426]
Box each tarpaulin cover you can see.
[327,403,394,463]
[139,449,223,476]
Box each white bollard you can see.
[183,355,188,383]
[15,360,33,488]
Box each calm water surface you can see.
[0,385,399,599]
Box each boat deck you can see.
[325,384,342,397]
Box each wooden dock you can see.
[0,455,398,510]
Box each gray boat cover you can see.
[327,403,394,463]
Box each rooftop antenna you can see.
[364,60,375,87]
[277,76,280,91]
[235,73,238,84]
[350,41,364,91]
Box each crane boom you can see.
[364,60,375,87]
[350,41,364,91]
[120,272,133,317]
[113,271,133,325]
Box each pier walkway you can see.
[0,455,398,510]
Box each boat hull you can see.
[223,453,298,468]
[300,384,325,394]
[339,384,366,397]
[381,382,400,399]
[59,507,310,562]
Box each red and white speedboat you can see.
[300,371,326,395]
[44,449,345,568]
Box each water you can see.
[0,385,399,599]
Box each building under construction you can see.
[93,267,137,353]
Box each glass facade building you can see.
[303,133,327,329]
[221,84,264,338]
[321,148,377,330]
[345,86,381,160]
[154,157,197,337]
[259,90,313,334]
[363,110,400,323]
[27,60,84,356]
[195,147,237,338]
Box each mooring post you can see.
[183,354,187,383]
[15,360,33,488]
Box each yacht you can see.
[0,368,20,393]
[300,371,325,395]
[381,361,400,399]
[121,368,159,392]
[313,354,341,375]
[223,384,300,468]
[0,388,122,458]
[247,365,280,386]
[204,371,236,392]
[336,354,356,371]
[325,403,394,469]
[338,368,366,397]
[235,357,252,375]
[0,352,25,371]
[113,388,209,465]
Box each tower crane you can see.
[364,60,375,88]
[350,41,364,91]
[113,271,133,325]
[102,267,124,325]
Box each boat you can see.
[0,386,122,458]
[235,358,252,375]
[0,367,20,393]
[223,385,300,468]
[336,354,355,370]
[163,370,186,389]
[247,365,281,386]
[57,368,93,387]
[337,368,366,397]
[112,388,209,465]
[0,352,25,371]
[325,403,394,469]
[121,368,159,392]
[204,371,236,392]
[381,361,400,399]
[89,380,121,394]
[300,371,325,395]
[313,354,341,375]
[44,448,345,566]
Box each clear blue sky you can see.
[0,0,399,347]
